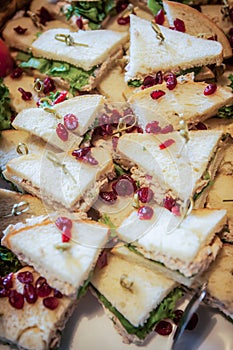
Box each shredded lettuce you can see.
[147,0,163,15]
[128,79,142,87]
[0,246,22,277]
[0,78,13,131]
[92,285,183,339]
[17,52,96,94]
[217,105,233,119]
[228,74,233,92]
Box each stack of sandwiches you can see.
[0,1,233,349]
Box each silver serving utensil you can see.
[171,282,207,350]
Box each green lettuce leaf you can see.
[128,79,142,87]
[217,105,233,119]
[92,285,183,339]
[147,0,163,15]
[0,78,13,131]
[0,246,22,276]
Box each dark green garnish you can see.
[99,213,117,238]
[128,79,142,87]
[0,78,13,131]
[0,246,22,276]
[114,163,126,177]
[147,0,163,15]
[227,74,233,92]
[217,105,233,119]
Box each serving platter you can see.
[0,291,232,350]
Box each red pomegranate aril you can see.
[56,123,68,142]
[186,312,198,330]
[110,109,122,124]
[145,121,161,134]
[155,320,173,336]
[117,15,130,25]
[155,9,165,25]
[164,72,176,82]
[99,191,117,204]
[43,296,59,310]
[3,273,13,289]
[156,71,163,84]
[99,113,111,126]
[171,204,181,216]
[100,124,113,136]
[143,75,157,87]
[163,196,176,211]
[84,154,99,165]
[37,281,52,298]
[112,136,119,151]
[173,309,184,325]
[159,139,175,149]
[64,113,79,130]
[112,174,136,196]
[9,290,24,309]
[116,0,129,13]
[17,271,34,284]
[138,206,154,220]
[62,226,72,243]
[53,289,63,299]
[53,91,67,104]
[229,8,233,23]
[18,87,32,101]
[24,283,38,304]
[37,6,54,25]
[229,35,233,48]
[150,90,165,100]
[14,26,27,34]
[137,187,154,203]
[174,18,185,32]
[166,76,177,90]
[10,67,23,79]
[72,147,91,159]
[55,217,73,231]
[195,122,207,130]
[204,83,217,96]
[35,276,46,289]
[43,77,56,94]
[76,16,83,29]
[161,124,174,134]
[0,288,10,298]
[229,27,233,36]
[97,249,108,269]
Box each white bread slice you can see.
[2,216,109,297]
[125,14,223,82]
[128,78,233,130]
[12,108,82,152]
[199,244,233,319]
[0,266,75,350]
[163,0,232,59]
[117,206,226,278]
[117,131,223,206]
[91,252,177,330]
[31,28,129,71]
[3,147,113,212]
[0,129,55,172]
[2,17,73,52]
[0,189,47,234]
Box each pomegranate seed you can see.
[171,204,181,216]
[100,124,113,136]
[208,35,217,41]
[164,72,176,82]
[3,273,13,289]
[204,83,217,96]
[55,217,73,231]
[116,0,129,13]
[62,226,72,243]
[112,174,136,196]
[64,113,79,130]
[24,283,37,304]
[163,196,176,211]
[56,123,68,142]
[136,187,154,203]
[126,125,142,133]
[143,75,157,87]
[195,122,207,130]
[229,8,233,22]
[99,191,117,204]
[18,87,32,101]
[37,6,54,25]
[97,249,108,269]
[138,206,154,220]
[53,289,63,298]
[186,313,198,330]
[53,91,67,104]
[17,271,34,284]
[174,18,185,32]
[161,124,174,134]
[229,35,233,48]
[155,320,173,336]
[112,136,119,151]
[10,67,23,79]
[9,290,24,309]
[145,121,161,134]
[110,109,122,125]
[43,296,59,310]
[117,15,130,25]
[43,77,56,94]
[99,113,111,126]
[229,27,233,36]
[150,90,165,100]
[166,76,177,90]
[72,147,98,165]
[156,71,163,84]
[155,9,165,25]
[14,26,27,34]
[173,309,184,325]
[0,288,10,298]
[36,279,52,298]
[76,16,83,29]
[159,139,175,149]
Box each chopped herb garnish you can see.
[99,213,117,238]
[128,79,142,87]
[0,246,22,276]
[0,78,13,131]
[217,104,233,119]
[114,163,126,176]
[228,74,233,92]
